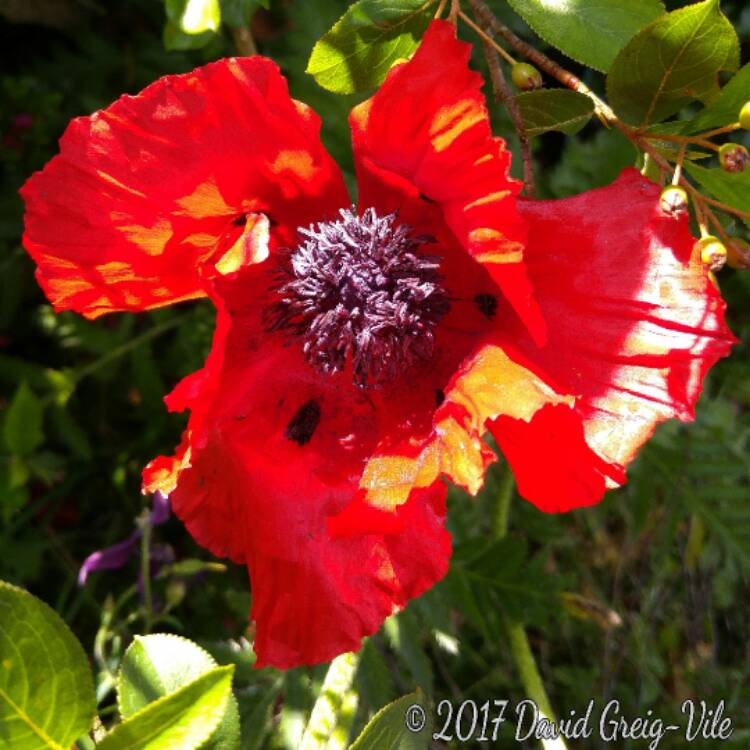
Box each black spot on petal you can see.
[419,192,436,204]
[474,293,498,319]
[232,214,247,226]
[285,399,321,446]
[435,389,445,407]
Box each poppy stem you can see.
[62,312,189,403]
[494,468,568,750]
[493,464,514,538]
[475,33,536,197]
[231,25,258,56]
[300,651,360,749]
[140,513,153,634]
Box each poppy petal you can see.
[144,269,451,667]
[359,342,575,510]
[350,20,546,345]
[21,57,348,318]
[488,169,735,511]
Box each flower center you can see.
[268,207,450,387]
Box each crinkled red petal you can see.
[488,169,735,511]
[21,57,348,318]
[350,20,546,345]
[143,267,451,668]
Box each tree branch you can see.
[481,38,535,197]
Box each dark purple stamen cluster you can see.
[269,207,450,387]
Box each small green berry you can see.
[511,62,542,92]
[695,236,728,272]
[719,142,749,173]
[740,101,750,130]
[659,186,689,217]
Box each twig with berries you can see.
[461,0,749,274]
[481,40,536,196]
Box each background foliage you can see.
[1,0,749,747]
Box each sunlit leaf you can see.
[0,581,96,750]
[507,0,663,72]
[306,0,433,94]
[607,0,739,126]
[117,634,240,750]
[349,691,430,750]
[99,665,234,750]
[166,0,222,33]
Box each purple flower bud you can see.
[78,493,172,586]
[77,531,140,586]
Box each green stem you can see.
[39,313,188,409]
[493,464,515,539]
[71,313,187,386]
[494,469,568,750]
[140,514,153,634]
[503,617,558,724]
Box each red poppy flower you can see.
[22,21,734,668]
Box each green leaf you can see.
[607,0,739,127]
[684,63,750,132]
[0,581,96,750]
[306,0,433,94]
[99,665,234,750]
[349,691,430,750]
[166,0,221,33]
[355,640,396,712]
[117,634,240,750]
[238,679,283,750]
[684,162,750,228]
[383,611,433,693]
[507,0,663,73]
[452,537,567,625]
[3,382,44,457]
[219,0,265,28]
[514,89,595,138]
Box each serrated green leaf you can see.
[117,634,240,750]
[507,0,663,73]
[0,581,96,750]
[684,63,750,132]
[3,382,44,457]
[514,89,595,138]
[306,0,433,94]
[684,162,750,228]
[99,665,234,750]
[349,691,430,750]
[607,0,739,127]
